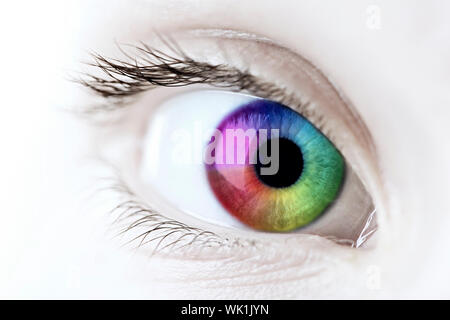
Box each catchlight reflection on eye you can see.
[205,100,345,232]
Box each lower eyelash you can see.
[114,200,223,253]
[100,171,259,255]
[110,193,222,254]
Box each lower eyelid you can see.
[136,234,365,299]
[96,165,357,259]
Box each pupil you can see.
[254,137,303,188]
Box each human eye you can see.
[79,31,379,254]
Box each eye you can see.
[82,34,377,247]
[140,90,374,242]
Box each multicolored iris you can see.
[205,99,345,232]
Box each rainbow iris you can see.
[205,99,344,232]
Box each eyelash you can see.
[103,170,259,254]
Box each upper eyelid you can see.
[77,41,348,162]
[79,29,374,154]
[77,32,372,151]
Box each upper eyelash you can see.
[76,39,342,140]
[83,45,252,97]
[78,39,310,111]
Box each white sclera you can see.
[140,90,255,229]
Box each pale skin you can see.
[1,0,449,299]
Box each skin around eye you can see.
[6,0,450,301]
[206,99,345,232]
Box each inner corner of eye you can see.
[139,90,374,244]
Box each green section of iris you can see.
[261,121,345,232]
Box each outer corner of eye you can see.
[138,89,375,245]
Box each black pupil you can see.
[254,137,303,188]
